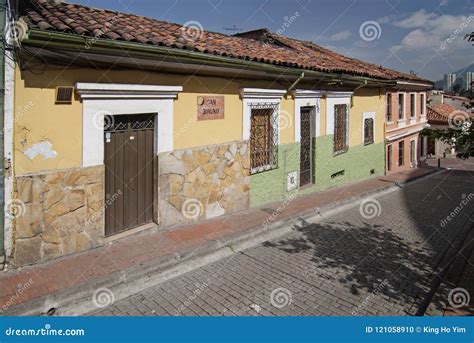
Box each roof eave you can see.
[22,29,398,87]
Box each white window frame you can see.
[240,88,285,174]
[409,92,416,122]
[326,92,352,153]
[420,92,427,119]
[76,83,182,167]
[362,112,376,145]
[397,92,406,125]
[293,90,324,142]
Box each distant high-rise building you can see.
[443,73,456,92]
[466,72,474,91]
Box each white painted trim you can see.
[76,83,182,99]
[76,83,182,167]
[326,95,351,136]
[240,88,286,99]
[325,91,353,98]
[398,92,406,120]
[293,90,323,142]
[409,92,416,119]
[420,92,426,116]
[361,112,376,145]
[241,88,284,142]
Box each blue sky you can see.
[75,0,474,81]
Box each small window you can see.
[420,94,425,116]
[398,94,405,119]
[386,93,392,122]
[334,104,348,154]
[364,118,374,145]
[249,104,279,174]
[398,141,404,166]
[387,145,392,171]
[410,94,415,118]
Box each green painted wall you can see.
[249,136,385,207]
[305,134,385,193]
[249,143,300,207]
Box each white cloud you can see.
[323,30,352,42]
[394,9,437,28]
[393,12,474,51]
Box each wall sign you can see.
[197,96,224,121]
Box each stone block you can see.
[14,237,42,266]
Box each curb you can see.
[3,168,444,316]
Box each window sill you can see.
[250,165,278,175]
[333,148,348,156]
[364,142,374,146]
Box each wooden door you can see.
[104,113,154,236]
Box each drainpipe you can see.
[0,0,6,270]
[286,72,305,96]
[350,79,368,107]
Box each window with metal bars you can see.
[364,118,374,145]
[249,103,279,174]
[334,104,348,154]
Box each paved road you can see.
[92,169,474,316]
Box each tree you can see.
[421,118,473,159]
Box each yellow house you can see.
[4,1,432,267]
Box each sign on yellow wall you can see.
[197,96,225,120]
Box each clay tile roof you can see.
[427,103,472,125]
[22,1,432,83]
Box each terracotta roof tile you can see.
[22,0,432,83]
[427,103,472,125]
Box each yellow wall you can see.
[14,63,384,176]
[349,88,385,146]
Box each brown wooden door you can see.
[104,113,154,236]
[300,107,313,187]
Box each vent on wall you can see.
[55,86,74,104]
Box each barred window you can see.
[387,145,392,171]
[420,93,425,115]
[249,104,279,174]
[364,118,374,145]
[386,93,392,122]
[410,94,415,118]
[334,104,348,154]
